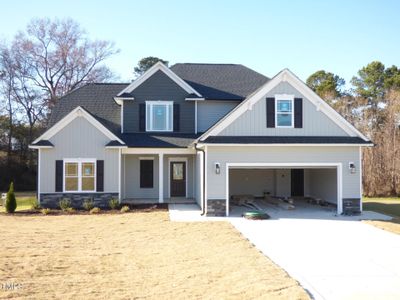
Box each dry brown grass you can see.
[364,218,400,235]
[0,210,308,300]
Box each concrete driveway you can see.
[231,217,400,300]
[169,204,400,299]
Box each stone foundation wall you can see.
[342,198,361,215]
[206,199,226,216]
[40,193,119,209]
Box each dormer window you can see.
[275,95,294,128]
[146,101,173,132]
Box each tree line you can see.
[1,17,399,197]
[306,62,400,196]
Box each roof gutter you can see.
[195,143,206,216]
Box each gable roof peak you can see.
[117,62,202,98]
[199,68,369,142]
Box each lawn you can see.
[363,197,400,234]
[0,192,36,212]
[0,209,308,299]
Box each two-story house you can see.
[30,62,372,216]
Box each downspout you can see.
[195,143,206,215]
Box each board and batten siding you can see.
[219,81,349,136]
[206,146,360,200]
[197,101,239,132]
[40,117,119,193]
[123,70,195,133]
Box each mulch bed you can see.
[0,204,168,216]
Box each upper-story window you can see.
[275,95,294,128]
[146,101,173,131]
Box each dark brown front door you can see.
[170,161,186,197]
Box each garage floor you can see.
[230,198,340,220]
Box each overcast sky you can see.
[1,0,399,84]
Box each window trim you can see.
[275,94,294,128]
[145,101,174,132]
[63,158,97,193]
[139,157,154,189]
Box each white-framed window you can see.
[146,101,173,132]
[64,159,96,192]
[275,95,294,128]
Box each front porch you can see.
[122,197,196,205]
[120,148,201,206]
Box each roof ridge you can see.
[172,63,242,66]
[90,82,130,85]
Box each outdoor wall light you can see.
[215,162,221,174]
[349,162,356,174]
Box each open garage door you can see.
[226,163,342,216]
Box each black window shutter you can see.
[294,98,303,128]
[139,103,146,132]
[173,103,180,131]
[140,160,154,188]
[266,97,275,128]
[96,160,104,192]
[55,160,63,192]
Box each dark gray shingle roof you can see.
[170,63,269,100]
[48,83,129,134]
[203,136,372,144]
[31,140,54,147]
[121,133,200,148]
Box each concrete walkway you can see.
[169,204,400,299]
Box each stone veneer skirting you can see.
[206,199,226,216]
[40,193,119,209]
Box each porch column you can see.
[159,153,164,203]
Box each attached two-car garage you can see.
[204,145,362,217]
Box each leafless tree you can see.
[12,18,118,109]
[0,46,17,162]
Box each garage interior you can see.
[228,167,338,217]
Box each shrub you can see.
[120,205,130,213]
[41,208,51,215]
[90,207,101,214]
[82,198,94,211]
[108,198,119,210]
[30,198,40,210]
[59,198,72,211]
[5,182,17,213]
[66,207,75,214]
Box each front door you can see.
[291,169,304,197]
[170,161,186,197]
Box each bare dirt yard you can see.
[0,209,308,299]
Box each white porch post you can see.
[159,153,164,203]
[118,148,122,203]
